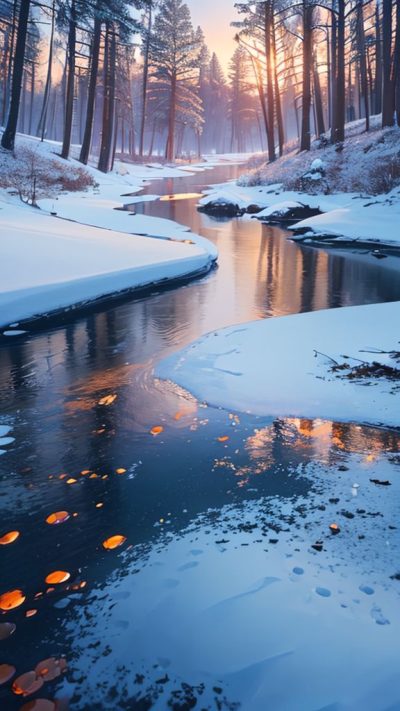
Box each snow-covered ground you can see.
[199,118,400,248]
[157,302,400,429]
[0,199,214,329]
[199,179,400,248]
[0,134,235,329]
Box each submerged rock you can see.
[198,200,245,217]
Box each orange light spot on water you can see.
[0,589,26,611]
[45,571,70,585]
[46,511,70,525]
[150,426,164,436]
[0,531,20,545]
[102,535,126,550]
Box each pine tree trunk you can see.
[167,72,177,161]
[300,1,313,150]
[37,0,55,140]
[264,1,276,161]
[61,0,77,159]
[272,18,284,155]
[1,0,31,151]
[332,0,345,143]
[98,25,116,173]
[394,0,400,125]
[375,2,382,114]
[382,0,394,126]
[139,3,153,157]
[313,56,325,136]
[331,13,337,133]
[28,62,35,134]
[79,15,102,164]
[356,2,369,130]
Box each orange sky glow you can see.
[187,0,239,74]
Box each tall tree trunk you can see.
[326,27,332,128]
[301,1,313,150]
[98,24,116,173]
[28,61,34,134]
[251,56,270,145]
[264,0,276,161]
[313,56,325,136]
[272,19,284,155]
[139,3,153,157]
[61,0,77,159]
[166,72,177,161]
[79,15,101,164]
[394,0,400,125]
[37,0,55,140]
[1,0,31,150]
[3,0,18,125]
[332,0,345,143]
[331,12,337,133]
[382,0,394,126]
[356,1,369,130]
[375,1,382,114]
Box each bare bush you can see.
[0,144,96,205]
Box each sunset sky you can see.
[187,0,239,74]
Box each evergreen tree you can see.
[228,46,255,152]
[149,0,202,160]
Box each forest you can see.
[1,0,399,169]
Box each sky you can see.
[187,0,239,74]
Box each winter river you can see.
[1,163,400,710]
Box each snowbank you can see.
[0,134,224,328]
[200,179,400,248]
[290,196,400,246]
[0,200,214,329]
[157,302,400,428]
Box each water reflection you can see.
[1,401,399,709]
[1,163,400,709]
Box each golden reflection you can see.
[159,193,203,202]
[243,417,400,480]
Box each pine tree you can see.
[149,0,202,160]
[228,46,255,153]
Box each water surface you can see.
[1,163,400,710]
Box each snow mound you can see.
[157,302,400,428]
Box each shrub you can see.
[0,143,96,205]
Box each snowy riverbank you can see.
[0,135,236,330]
[199,179,400,249]
[157,302,400,429]
[0,199,214,329]
[199,118,400,249]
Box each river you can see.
[1,163,400,710]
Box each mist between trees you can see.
[0,0,399,170]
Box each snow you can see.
[291,195,400,245]
[157,302,400,428]
[199,179,400,247]
[256,200,304,218]
[0,134,225,327]
[0,199,214,328]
